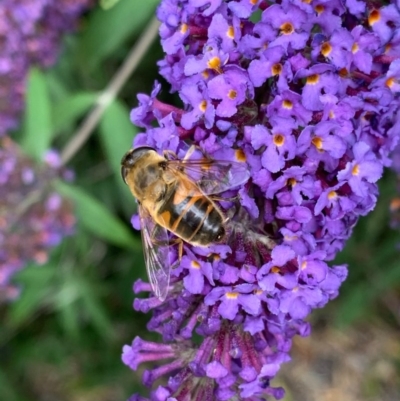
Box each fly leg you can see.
[168,238,184,263]
[182,144,205,161]
[164,146,211,181]
[164,145,209,162]
[163,146,204,162]
[169,238,184,271]
[208,194,241,222]
[178,239,183,261]
[163,149,178,160]
[151,229,183,266]
[209,195,239,202]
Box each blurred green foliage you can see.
[1,1,400,400]
[330,172,400,328]
[1,1,161,400]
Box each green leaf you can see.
[58,298,80,340]
[0,369,19,401]
[80,282,113,339]
[53,92,97,133]
[99,100,138,177]
[22,68,53,160]
[8,265,56,327]
[54,271,86,340]
[55,181,138,249]
[335,285,370,327]
[46,71,71,103]
[100,0,121,9]
[371,259,400,295]
[249,9,262,23]
[99,100,139,214]
[77,0,159,70]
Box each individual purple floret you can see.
[123,1,400,400]
[0,0,93,135]
[0,138,75,302]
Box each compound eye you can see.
[121,165,128,184]
[121,147,156,167]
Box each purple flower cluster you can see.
[0,0,92,135]
[0,138,75,301]
[123,1,400,400]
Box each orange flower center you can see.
[321,42,332,57]
[386,77,396,88]
[273,134,285,146]
[282,99,293,109]
[207,56,222,72]
[368,9,380,26]
[228,89,237,100]
[306,74,319,85]
[328,190,337,200]
[211,253,220,262]
[180,23,188,34]
[271,63,282,75]
[235,149,246,162]
[312,137,323,150]
[280,22,294,35]
[199,100,207,112]
[352,164,360,175]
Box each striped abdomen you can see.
[157,184,225,246]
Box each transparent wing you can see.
[138,205,171,301]
[166,159,250,195]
